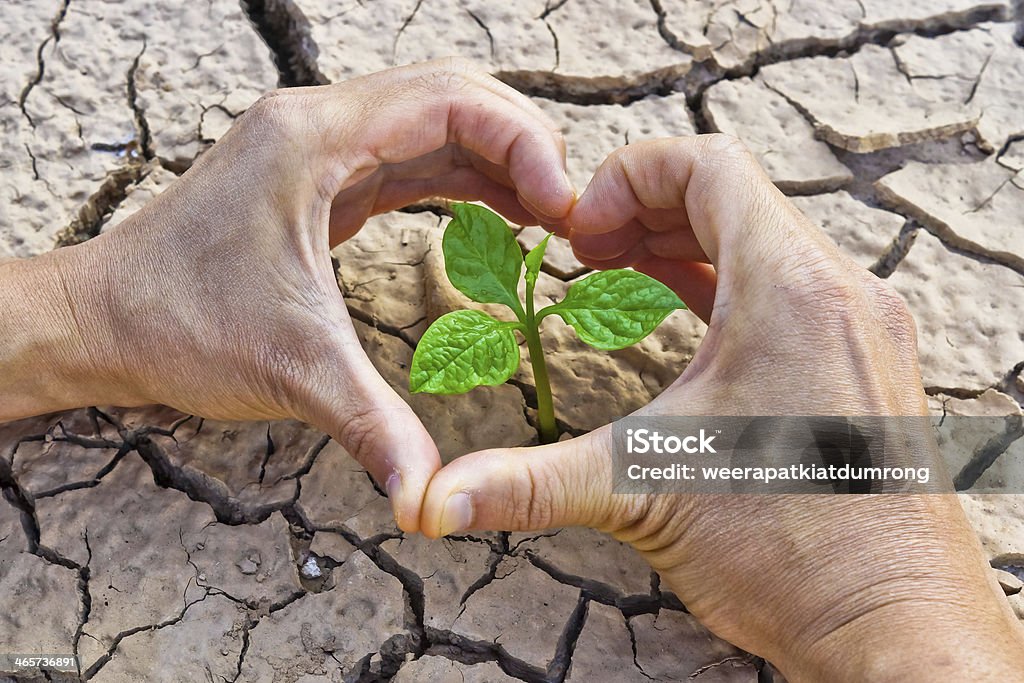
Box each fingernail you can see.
[386,473,402,501]
[439,492,473,536]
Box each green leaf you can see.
[409,310,522,394]
[543,270,686,350]
[524,234,551,288]
[443,203,523,312]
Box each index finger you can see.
[569,136,842,280]
[310,58,576,220]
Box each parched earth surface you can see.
[2,1,1024,681]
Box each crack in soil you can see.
[0,448,43,550]
[32,442,133,500]
[133,433,283,525]
[868,221,919,278]
[689,654,760,679]
[924,385,991,399]
[545,593,588,682]
[419,627,550,682]
[258,424,275,485]
[5,5,1021,679]
[466,9,497,64]
[392,0,425,66]
[954,414,1024,490]
[229,617,253,683]
[506,377,587,441]
[624,615,654,680]
[345,302,419,350]
[54,163,149,248]
[18,0,71,129]
[71,529,93,679]
[456,534,511,612]
[241,0,328,87]
[87,409,322,529]
[282,507,429,678]
[495,66,687,106]
[497,2,1013,109]
[660,0,1010,75]
[126,41,154,161]
[523,551,687,617]
[539,0,571,21]
[82,591,212,679]
[995,132,1024,169]
[876,189,1024,277]
[24,143,45,187]
[275,506,604,682]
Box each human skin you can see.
[419,137,1024,681]
[0,59,575,533]
[1,60,1021,679]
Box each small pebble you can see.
[300,556,322,579]
[237,559,258,575]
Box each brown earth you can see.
[1,1,1023,681]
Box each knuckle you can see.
[669,134,769,216]
[807,262,865,307]
[865,277,919,349]
[608,140,654,170]
[773,261,922,358]
[610,143,673,207]
[694,133,763,189]
[242,89,308,143]
[417,57,480,93]
[754,250,872,329]
[248,89,290,125]
[607,143,631,164]
[435,55,480,74]
[698,133,752,164]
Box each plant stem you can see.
[524,279,558,444]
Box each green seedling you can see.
[409,203,686,444]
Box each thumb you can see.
[300,336,441,535]
[420,425,636,538]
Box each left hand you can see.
[3,59,574,532]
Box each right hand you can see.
[420,137,1024,681]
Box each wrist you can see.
[782,583,1024,682]
[0,238,143,420]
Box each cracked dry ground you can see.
[2,0,1024,681]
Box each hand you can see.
[419,137,1024,679]
[0,59,574,533]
